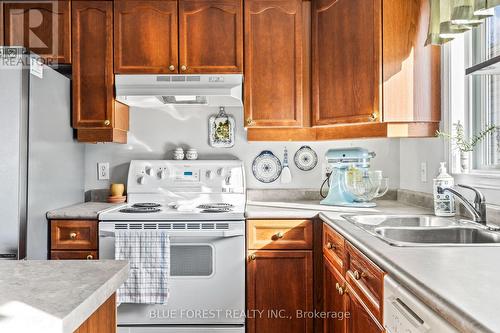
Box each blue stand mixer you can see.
[320,148,388,208]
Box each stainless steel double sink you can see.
[342,215,500,247]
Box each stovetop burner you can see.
[119,207,161,213]
[197,203,234,210]
[200,207,233,213]
[132,203,162,208]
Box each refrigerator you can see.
[0,47,85,260]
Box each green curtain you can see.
[426,0,500,45]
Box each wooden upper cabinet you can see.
[312,0,381,126]
[382,0,441,122]
[244,0,305,127]
[72,1,113,128]
[179,0,243,73]
[3,1,71,64]
[114,0,179,74]
[72,1,128,143]
[247,250,313,333]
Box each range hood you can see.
[115,74,243,107]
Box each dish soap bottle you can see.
[433,162,455,217]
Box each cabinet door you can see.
[72,1,114,129]
[114,0,178,74]
[323,256,347,333]
[312,0,381,125]
[179,0,242,73]
[247,250,313,333]
[244,0,305,127]
[50,250,98,260]
[3,1,71,64]
[345,286,384,333]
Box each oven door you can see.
[99,221,245,327]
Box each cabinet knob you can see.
[181,65,187,71]
[353,270,366,280]
[326,242,335,250]
[69,232,77,240]
[369,112,378,121]
[86,254,93,260]
[104,119,110,126]
[169,65,175,71]
[246,118,255,126]
[249,254,256,261]
[274,232,284,239]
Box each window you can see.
[469,7,500,170]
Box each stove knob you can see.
[206,170,214,180]
[145,166,153,176]
[138,176,146,185]
[217,168,225,177]
[158,169,168,179]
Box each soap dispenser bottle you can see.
[433,162,455,217]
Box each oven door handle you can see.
[99,230,244,238]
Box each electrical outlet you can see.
[322,162,334,179]
[98,162,110,180]
[420,162,427,183]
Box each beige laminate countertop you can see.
[46,202,123,220]
[247,199,500,333]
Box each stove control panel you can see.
[173,167,200,182]
[127,160,244,194]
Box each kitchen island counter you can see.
[0,260,128,333]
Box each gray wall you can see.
[84,106,401,191]
[399,138,446,194]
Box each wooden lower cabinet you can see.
[247,250,313,333]
[323,256,347,333]
[345,286,384,333]
[50,250,97,260]
[49,219,99,259]
[322,223,385,333]
[74,294,116,333]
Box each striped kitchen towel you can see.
[115,230,170,304]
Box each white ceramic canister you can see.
[173,147,185,160]
[186,148,198,160]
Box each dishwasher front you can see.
[383,276,458,333]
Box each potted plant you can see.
[436,121,497,173]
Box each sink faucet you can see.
[437,184,487,225]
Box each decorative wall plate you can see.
[294,146,318,171]
[252,151,282,183]
[209,107,235,148]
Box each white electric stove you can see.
[99,160,246,333]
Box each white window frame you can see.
[443,31,500,206]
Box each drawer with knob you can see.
[346,240,385,322]
[50,250,98,260]
[247,220,313,250]
[51,220,98,250]
[323,223,346,274]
